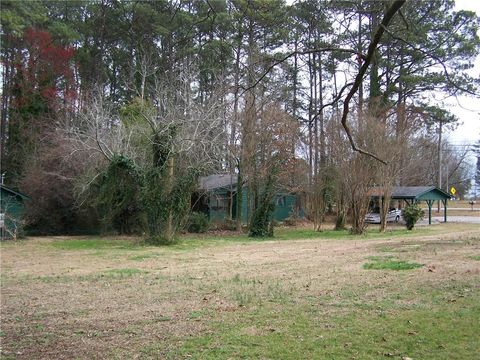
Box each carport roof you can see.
[369,186,451,200]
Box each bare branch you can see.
[309,82,354,126]
[340,0,406,165]
[242,48,366,94]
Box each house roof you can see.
[0,184,29,200]
[199,174,237,191]
[369,186,451,200]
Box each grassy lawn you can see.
[1,223,479,359]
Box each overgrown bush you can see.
[334,212,346,230]
[142,166,199,245]
[187,212,210,233]
[249,187,276,237]
[403,203,424,230]
[20,138,100,235]
[214,219,237,231]
[249,169,277,238]
[94,155,143,235]
[249,201,275,237]
[283,216,297,227]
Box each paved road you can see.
[445,208,480,211]
[418,216,480,225]
[422,208,479,211]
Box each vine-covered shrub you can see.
[249,171,276,238]
[187,212,210,233]
[249,200,275,237]
[142,166,199,245]
[94,155,143,234]
[335,211,346,230]
[403,203,424,230]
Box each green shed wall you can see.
[208,188,231,222]
[273,194,298,221]
[1,189,25,235]
[205,188,301,224]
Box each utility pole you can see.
[446,161,449,195]
[437,118,443,212]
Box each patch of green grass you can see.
[221,274,295,307]
[50,238,140,250]
[44,227,431,254]
[12,268,150,284]
[188,310,206,320]
[274,227,429,241]
[174,227,432,252]
[378,244,423,253]
[172,235,250,251]
[128,253,161,261]
[156,316,172,322]
[34,274,76,283]
[170,292,480,360]
[366,255,394,261]
[363,257,424,271]
[468,255,480,261]
[102,268,148,277]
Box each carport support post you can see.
[442,199,447,223]
[426,200,433,225]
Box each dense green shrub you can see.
[403,204,424,230]
[142,166,198,245]
[249,171,277,238]
[94,155,143,234]
[334,212,346,230]
[249,200,275,237]
[187,212,210,233]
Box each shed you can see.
[1,185,29,238]
[193,174,303,223]
[370,186,451,225]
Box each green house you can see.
[1,185,29,239]
[193,174,304,224]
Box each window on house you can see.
[276,196,286,206]
[211,195,229,211]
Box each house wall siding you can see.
[205,188,301,224]
[1,188,25,237]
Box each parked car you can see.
[365,208,402,224]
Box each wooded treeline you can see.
[1,0,478,239]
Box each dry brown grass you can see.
[432,209,480,217]
[1,223,479,359]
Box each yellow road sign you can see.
[450,186,456,195]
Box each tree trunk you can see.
[357,9,364,127]
[318,55,326,166]
[308,53,314,184]
[165,156,175,242]
[437,119,443,212]
[236,169,243,231]
[241,18,257,227]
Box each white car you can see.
[365,208,402,224]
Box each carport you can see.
[370,186,451,225]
